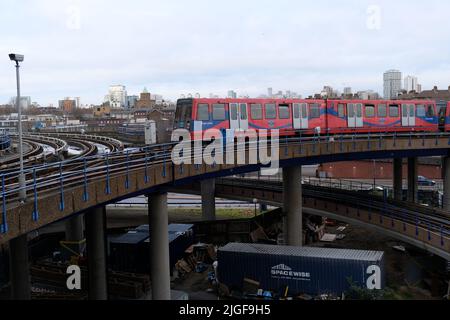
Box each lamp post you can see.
[9,53,26,201]
[253,198,258,218]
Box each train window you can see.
[348,104,355,117]
[250,104,263,120]
[212,104,226,121]
[310,104,320,119]
[278,104,290,119]
[389,105,399,117]
[230,103,238,120]
[240,104,247,120]
[365,105,375,118]
[197,104,210,121]
[293,104,300,118]
[378,104,387,117]
[338,104,345,118]
[426,105,435,117]
[265,104,276,119]
[302,104,308,119]
[356,104,362,117]
[416,105,426,117]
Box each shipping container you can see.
[217,243,385,296]
[144,224,195,270]
[109,224,194,273]
[109,230,149,273]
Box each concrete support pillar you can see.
[201,178,216,221]
[148,193,171,300]
[393,158,403,201]
[9,234,30,300]
[85,206,108,300]
[407,157,418,203]
[283,166,303,246]
[65,214,84,242]
[443,157,450,211]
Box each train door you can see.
[355,103,363,127]
[292,103,309,129]
[229,103,239,130]
[229,103,248,130]
[239,103,249,130]
[347,103,363,128]
[401,104,415,126]
[347,103,356,127]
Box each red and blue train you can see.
[174,98,450,136]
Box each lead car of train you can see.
[174,98,450,136]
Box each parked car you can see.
[418,176,436,186]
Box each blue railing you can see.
[0,133,10,151]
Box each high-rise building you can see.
[227,90,237,99]
[267,88,273,98]
[10,96,31,109]
[383,70,402,99]
[106,85,127,108]
[344,87,352,95]
[404,75,419,93]
[417,84,422,93]
[126,95,138,109]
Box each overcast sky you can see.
[1,0,450,106]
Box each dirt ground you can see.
[310,223,448,300]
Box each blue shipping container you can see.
[217,243,385,296]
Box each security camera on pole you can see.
[9,53,26,201]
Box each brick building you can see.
[135,88,156,109]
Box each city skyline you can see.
[1,1,450,105]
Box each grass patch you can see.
[168,208,256,220]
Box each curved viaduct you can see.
[1,132,450,299]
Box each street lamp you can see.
[252,198,258,218]
[9,53,26,201]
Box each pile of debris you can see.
[175,243,217,277]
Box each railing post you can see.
[83,158,89,201]
[125,151,130,189]
[32,168,39,221]
[1,175,7,233]
[162,146,167,178]
[105,153,111,195]
[144,151,149,183]
[284,136,288,156]
[298,132,302,154]
[59,162,64,211]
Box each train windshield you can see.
[174,99,192,129]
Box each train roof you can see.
[176,98,438,104]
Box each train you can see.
[173,98,450,136]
